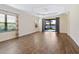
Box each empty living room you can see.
[0,4,79,54]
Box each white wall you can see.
[68,5,79,46]
[19,12,39,36]
[38,18,42,32]
[0,31,16,42]
[0,4,39,42]
[59,13,68,33]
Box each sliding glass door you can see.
[42,18,59,33]
[45,19,56,32]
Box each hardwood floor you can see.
[0,32,79,54]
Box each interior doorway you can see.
[42,17,60,33]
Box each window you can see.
[0,14,17,33]
[51,20,56,24]
[7,15,16,31]
[0,14,5,32]
[46,21,50,25]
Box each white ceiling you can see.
[8,4,71,17]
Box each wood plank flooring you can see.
[0,32,79,54]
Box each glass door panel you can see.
[45,19,56,32]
